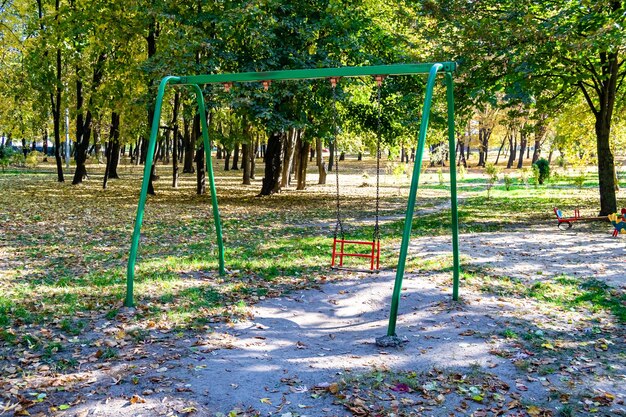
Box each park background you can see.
[1,1,625,416]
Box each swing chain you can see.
[331,78,345,240]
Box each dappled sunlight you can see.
[1,163,625,415]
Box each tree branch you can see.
[577,81,599,116]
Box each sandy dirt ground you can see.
[27,224,620,417]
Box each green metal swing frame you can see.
[125,62,461,338]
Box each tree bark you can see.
[231,143,240,170]
[242,143,251,185]
[224,149,231,171]
[103,111,120,189]
[517,128,528,169]
[295,131,309,190]
[328,141,335,172]
[72,53,106,184]
[494,135,507,165]
[507,130,517,169]
[195,143,205,195]
[250,138,257,179]
[477,125,492,167]
[42,129,48,161]
[183,115,194,173]
[316,137,327,184]
[259,131,283,196]
[280,128,296,187]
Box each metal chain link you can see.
[331,79,344,240]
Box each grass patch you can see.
[529,278,626,323]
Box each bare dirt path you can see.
[57,225,625,417]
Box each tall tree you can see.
[424,0,626,214]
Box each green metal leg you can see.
[191,84,226,275]
[125,76,180,307]
[446,72,461,301]
[386,64,443,337]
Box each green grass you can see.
[0,164,623,362]
[466,271,626,324]
[529,278,626,323]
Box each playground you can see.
[1,156,624,416]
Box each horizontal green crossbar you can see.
[173,63,456,85]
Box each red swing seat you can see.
[331,237,380,271]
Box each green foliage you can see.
[0,146,16,171]
[519,168,530,188]
[532,158,550,185]
[573,172,586,189]
[458,164,466,181]
[530,165,540,188]
[503,174,513,191]
[484,163,499,199]
[25,151,41,169]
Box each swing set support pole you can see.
[192,84,226,276]
[446,72,461,301]
[125,79,225,308]
[125,76,180,307]
[385,65,460,337]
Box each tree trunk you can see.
[316,137,327,184]
[281,128,296,187]
[259,131,283,196]
[72,53,106,184]
[295,131,309,190]
[507,131,517,169]
[109,139,120,179]
[183,115,194,173]
[494,135,507,165]
[42,129,48,161]
[477,125,492,167]
[517,129,527,169]
[250,138,257,179]
[596,116,617,214]
[224,149,231,171]
[328,141,335,172]
[195,143,205,195]
[231,143,240,170]
[216,146,222,159]
[242,143,251,185]
[103,111,120,189]
[532,117,547,164]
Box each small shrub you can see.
[458,164,467,180]
[533,158,550,185]
[25,150,41,168]
[520,168,530,188]
[11,152,25,167]
[503,174,514,191]
[573,172,586,189]
[484,163,499,199]
[530,164,540,188]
